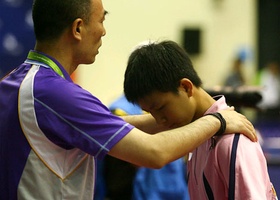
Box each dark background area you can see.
[0,0,35,78]
[258,0,280,69]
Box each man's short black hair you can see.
[124,40,202,104]
[32,0,91,42]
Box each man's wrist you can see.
[205,112,226,136]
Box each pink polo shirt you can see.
[187,96,278,200]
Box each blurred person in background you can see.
[224,57,245,89]
[256,61,280,118]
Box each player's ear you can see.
[72,18,83,40]
[180,78,193,96]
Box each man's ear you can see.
[180,78,193,96]
[72,18,83,40]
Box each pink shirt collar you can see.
[204,95,229,115]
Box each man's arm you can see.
[121,113,165,134]
[110,109,256,168]
[122,108,256,140]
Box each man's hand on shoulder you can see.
[218,107,257,142]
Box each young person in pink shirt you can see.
[123,40,278,200]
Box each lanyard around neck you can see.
[27,51,65,78]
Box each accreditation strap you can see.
[27,51,65,79]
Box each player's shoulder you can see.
[215,133,260,152]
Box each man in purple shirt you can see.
[0,0,257,199]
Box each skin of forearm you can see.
[121,114,166,134]
[146,115,219,167]
[112,115,220,168]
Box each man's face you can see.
[137,89,196,129]
[80,0,107,64]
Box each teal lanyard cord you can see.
[27,51,65,79]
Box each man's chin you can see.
[85,56,97,65]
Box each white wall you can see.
[76,0,257,106]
